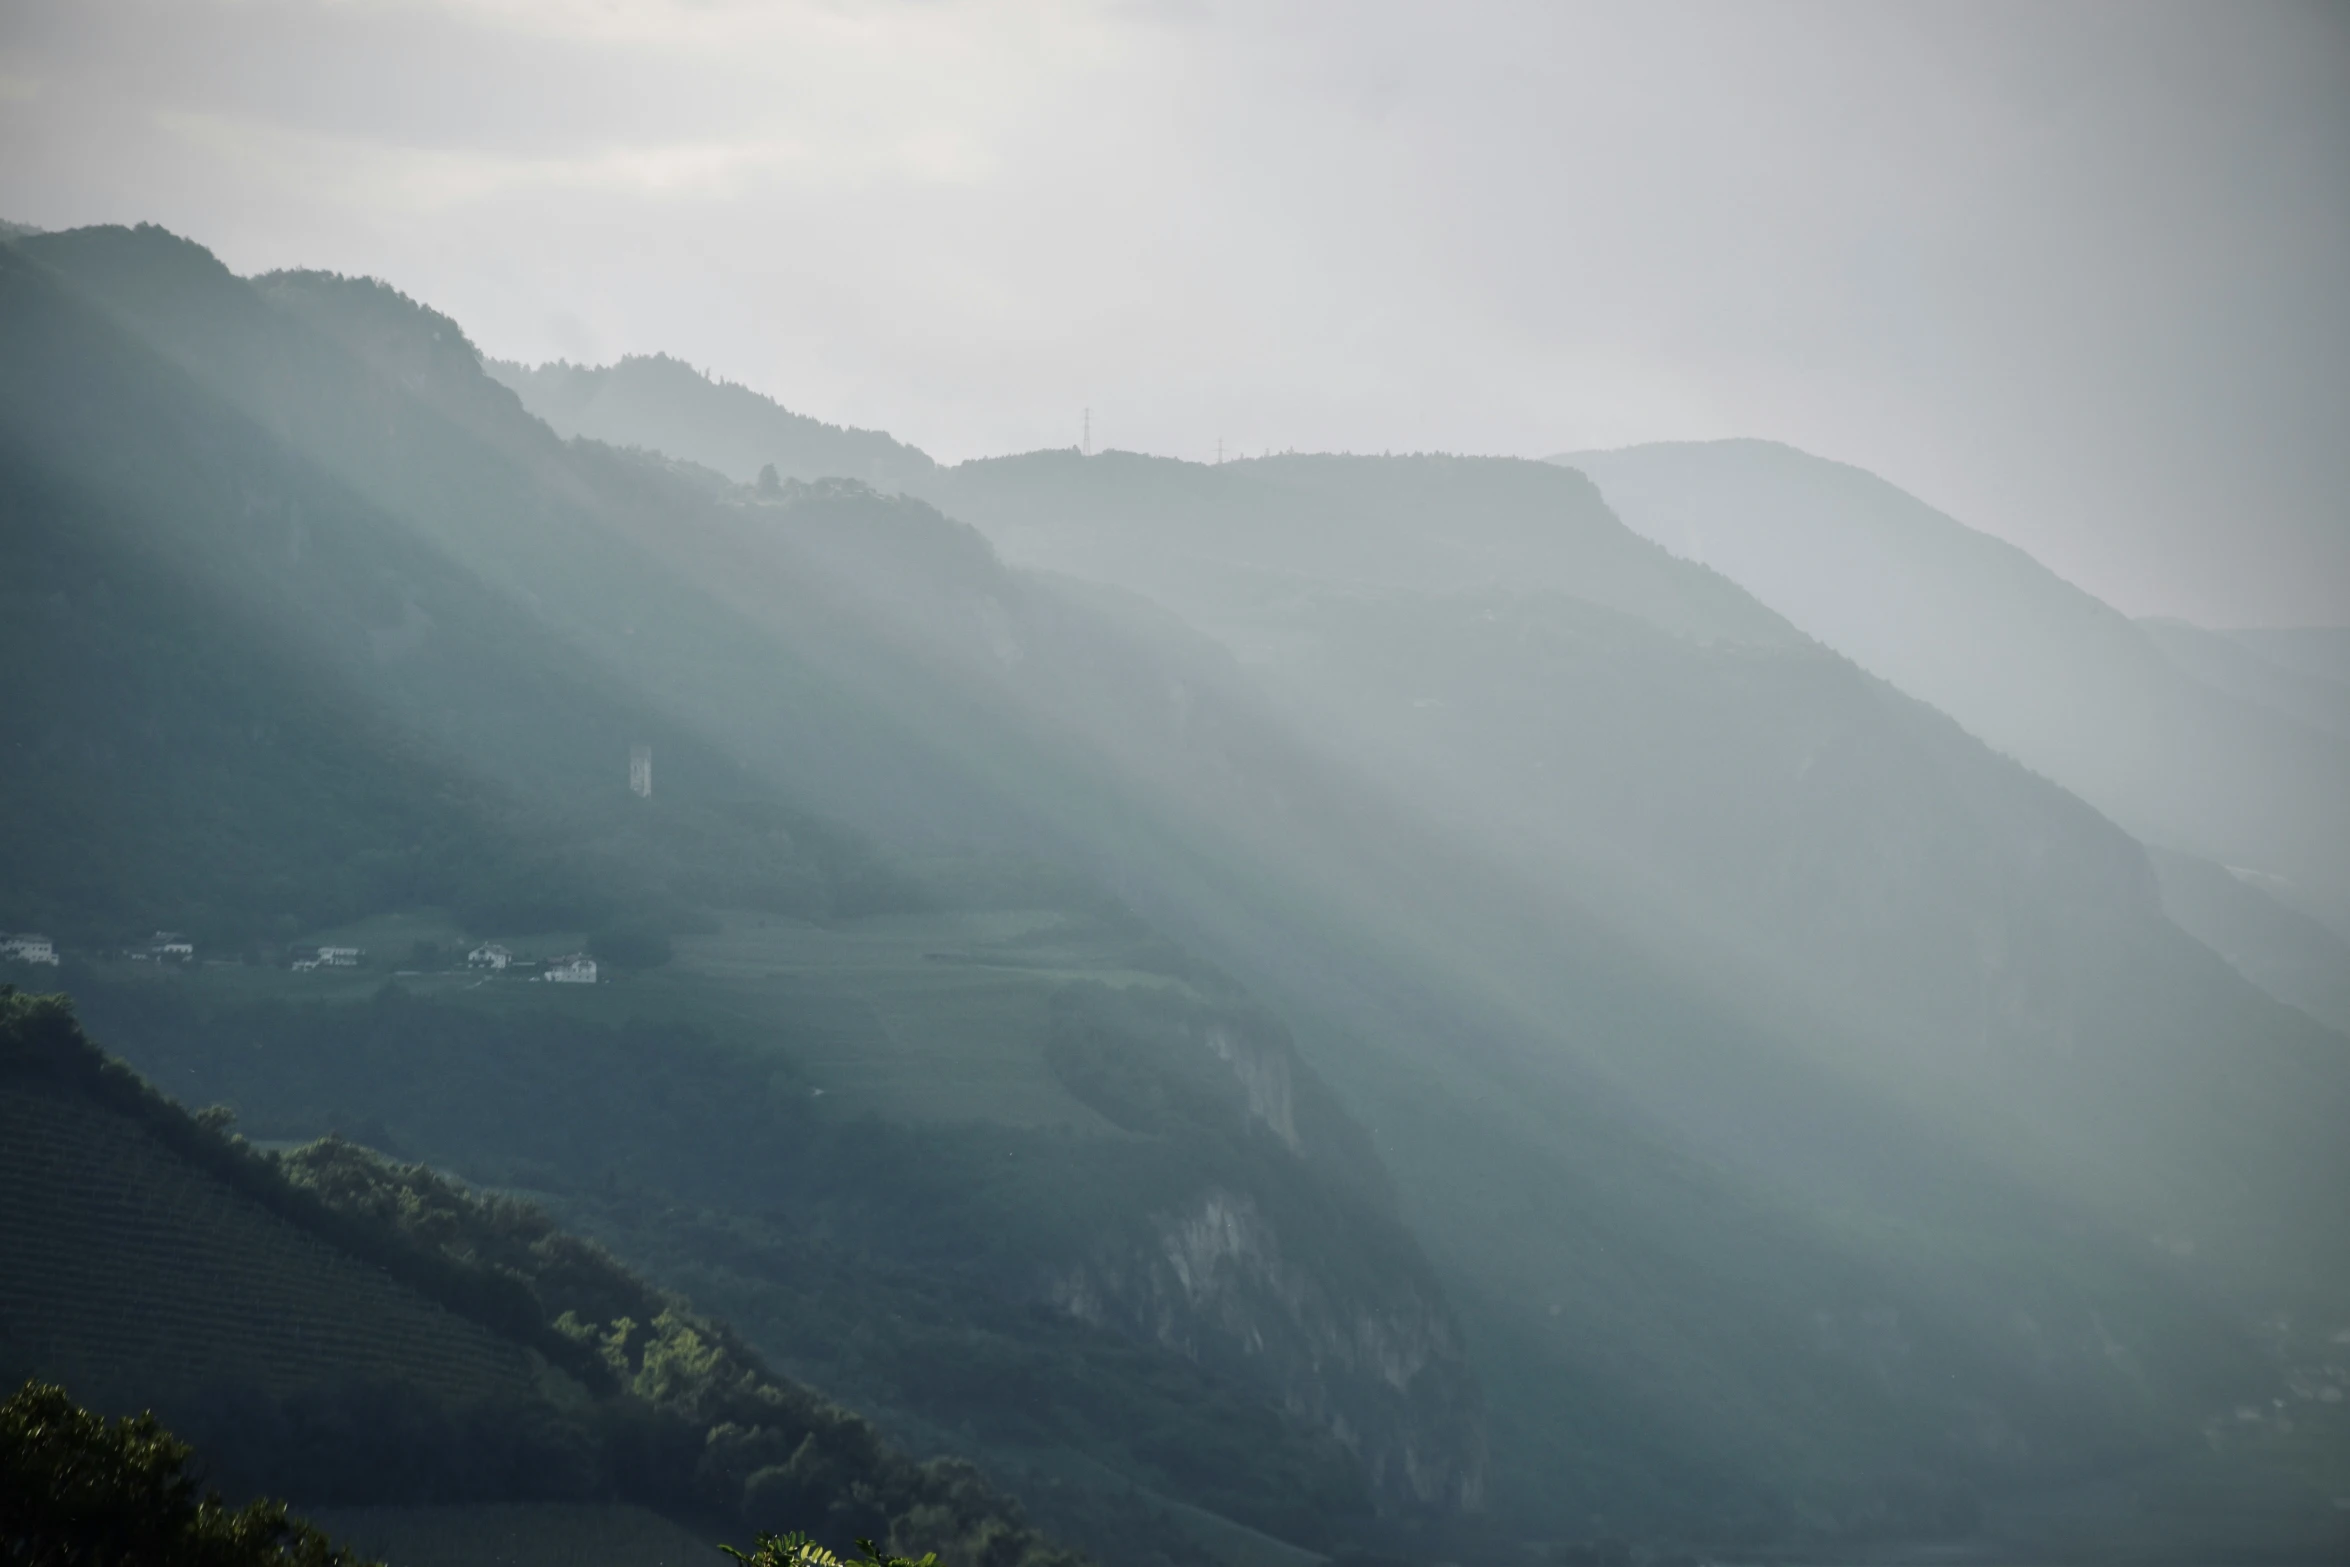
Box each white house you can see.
[542,954,598,985]
[151,932,194,961]
[0,933,58,966]
[467,943,512,971]
[316,946,362,968]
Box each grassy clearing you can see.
[654,909,1196,1129]
[79,902,1201,1134]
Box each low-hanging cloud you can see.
[2,0,2344,624]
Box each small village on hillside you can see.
[0,933,58,966]
[2,930,597,983]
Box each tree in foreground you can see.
[0,1380,371,1567]
[725,1533,938,1567]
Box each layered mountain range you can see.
[1561,441,2350,942]
[4,222,2346,1564]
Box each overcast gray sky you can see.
[3,0,2345,625]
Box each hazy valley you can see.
[4,220,2347,1567]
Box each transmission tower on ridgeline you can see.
[1083,407,1091,455]
[628,745,653,799]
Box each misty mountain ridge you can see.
[495,348,2345,1079]
[484,333,2350,1550]
[1558,439,2350,939]
[2138,616,2350,744]
[8,222,2350,1563]
[479,354,2350,1224]
[481,352,2350,1249]
[489,352,938,495]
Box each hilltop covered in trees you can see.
[0,989,1080,1566]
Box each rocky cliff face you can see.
[1051,1187,1486,1512]
[1040,990,1487,1513]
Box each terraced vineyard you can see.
[0,1080,544,1413]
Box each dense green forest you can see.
[0,988,1084,1566]
[59,950,1454,1559]
[2,1379,369,1567]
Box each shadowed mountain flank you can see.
[3,225,1485,1561]
[0,990,1078,1565]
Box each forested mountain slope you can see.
[1560,439,2350,942]
[0,236,909,952]
[0,225,1483,1563]
[14,224,2350,1559]
[905,445,2350,1285]
[497,354,2350,1558]
[0,989,1074,1565]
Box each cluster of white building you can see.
[467,943,596,983]
[1,932,192,967]
[0,933,58,966]
[0,927,598,986]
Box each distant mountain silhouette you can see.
[2139,618,2350,743]
[490,354,936,491]
[1562,439,2350,945]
